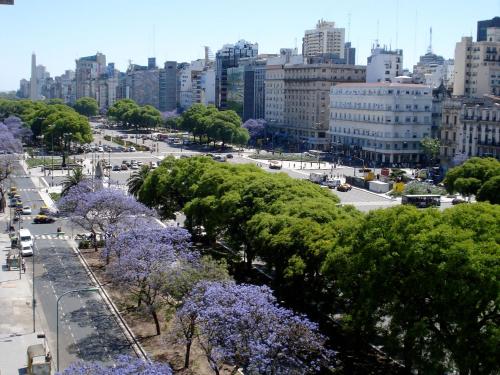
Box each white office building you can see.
[329,80,433,166]
[366,44,403,83]
[302,19,345,59]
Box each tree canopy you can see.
[73,97,99,117]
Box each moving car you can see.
[33,215,55,224]
[226,154,234,159]
[128,146,136,152]
[452,197,467,205]
[112,165,121,171]
[130,163,139,170]
[22,206,32,215]
[97,146,104,152]
[337,183,352,192]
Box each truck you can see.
[27,333,51,375]
[324,177,342,188]
[309,172,327,184]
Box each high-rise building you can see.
[302,19,345,59]
[159,61,177,111]
[366,44,403,83]
[453,28,500,97]
[215,40,258,109]
[277,62,366,151]
[30,52,37,100]
[344,42,356,65]
[18,79,29,99]
[477,17,500,42]
[329,79,433,166]
[75,52,107,101]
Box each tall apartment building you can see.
[192,68,216,106]
[366,44,403,83]
[440,96,500,168]
[477,17,500,42]
[18,79,29,99]
[75,52,107,101]
[329,80,433,166]
[453,27,500,97]
[159,61,177,111]
[302,19,345,59]
[278,63,366,151]
[215,40,258,109]
[344,42,356,65]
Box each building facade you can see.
[453,28,500,98]
[329,81,433,166]
[302,19,345,59]
[477,17,500,42]
[366,45,403,83]
[278,63,366,150]
[159,61,177,111]
[215,40,258,109]
[75,53,107,101]
[440,97,500,168]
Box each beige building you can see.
[441,96,500,168]
[278,63,366,150]
[453,27,500,97]
[329,80,432,166]
[302,20,345,59]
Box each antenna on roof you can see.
[376,19,380,45]
[395,0,399,49]
[427,26,433,54]
[347,12,351,41]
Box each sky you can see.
[0,0,499,91]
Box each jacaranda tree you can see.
[59,355,172,375]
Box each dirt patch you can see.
[80,249,232,374]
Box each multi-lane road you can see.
[10,162,134,371]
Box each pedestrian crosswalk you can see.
[34,234,71,240]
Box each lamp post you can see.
[56,287,100,371]
[32,241,36,332]
[51,133,54,187]
[37,135,46,176]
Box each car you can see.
[452,197,467,205]
[33,215,55,224]
[112,165,121,171]
[150,162,158,169]
[128,146,136,152]
[120,164,129,170]
[130,163,139,170]
[337,183,352,192]
[226,154,234,159]
[137,161,143,166]
[20,245,33,257]
[130,159,137,164]
[22,206,32,215]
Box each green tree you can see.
[420,136,441,165]
[453,177,482,200]
[61,167,87,196]
[73,97,98,117]
[108,99,139,127]
[477,175,500,204]
[127,165,151,197]
[444,157,500,193]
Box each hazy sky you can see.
[0,0,499,91]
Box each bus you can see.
[402,194,441,208]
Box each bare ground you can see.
[80,248,233,375]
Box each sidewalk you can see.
[0,212,51,374]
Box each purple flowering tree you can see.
[107,226,194,335]
[58,183,153,252]
[242,118,266,146]
[176,281,330,374]
[59,355,172,375]
[0,116,32,154]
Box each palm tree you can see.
[127,165,151,197]
[61,167,86,196]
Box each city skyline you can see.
[0,0,498,91]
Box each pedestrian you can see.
[22,258,26,274]
[293,163,295,168]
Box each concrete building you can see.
[29,53,37,100]
[477,17,500,42]
[18,79,29,98]
[215,40,258,109]
[366,44,403,83]
[453,28,500,97]
[344,42,356,65]
[277,63,366,151]
[126,63,160,108]
[159,61,177,111]
[302,19,345,59]
[441,96,500,168]
[264,50,302,126]
[329,80,433,166]
[75,52,107,100]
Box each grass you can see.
[49,192,61,202]
[26,157,62,168]
[389,181,447,197]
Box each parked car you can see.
[112,165,121,171]
[130,163,139,170]
[128,146,136,152]
[337,183,352,192]
[226,154,234,159]
[33,215,55,224]
[20,244,33,257]
[22,206,32,215]
[120,164,128,171]
[452,197,467,205]
[137,161,143,166]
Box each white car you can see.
[129,146,136,152]
[22,206,32,215]
[21,245,33,257]
[97,146,104,152]
[130,163,139,170]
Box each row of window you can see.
[332,88,430,96]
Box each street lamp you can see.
[37,135,46,176]
[56,287,100,371]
